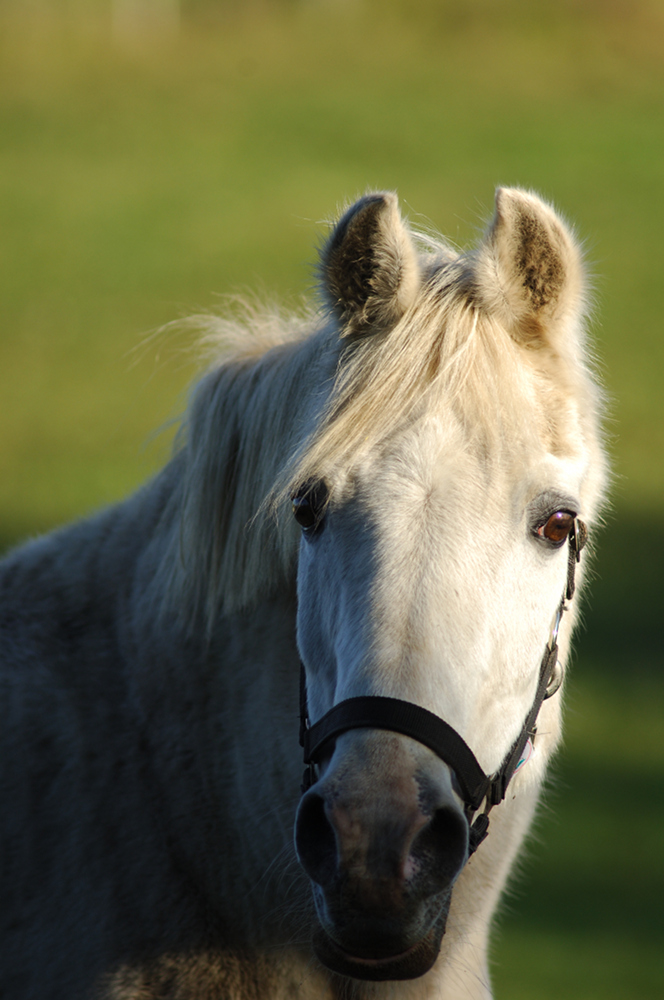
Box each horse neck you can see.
[126,553,309,940]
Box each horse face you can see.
[292,190,600,981]
[294,420,585,979]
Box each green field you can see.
[1,2,663,996]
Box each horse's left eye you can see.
[291,482,328,534]
[538,511,575,545]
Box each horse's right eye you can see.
[292,495,318,530]
[291,482,328,534]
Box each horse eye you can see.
[292,495,318,530]
[538,511,575,545]
[291,482,328,534]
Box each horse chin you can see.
[312,918,446,982]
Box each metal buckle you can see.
[547,602,565,652]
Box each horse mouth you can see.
[312,922,444,982]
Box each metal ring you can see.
[544,659,564,699]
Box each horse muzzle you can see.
[294,730,469,981]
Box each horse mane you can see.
[157,302,319,627]
[160,229,600,629]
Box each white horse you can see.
[0,189,607,999]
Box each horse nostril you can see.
[295,790,337,886]
[411,803,469,891]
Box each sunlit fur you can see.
[0,189,607,999]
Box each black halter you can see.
[299,519,587,856]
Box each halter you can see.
[299,519,587,856]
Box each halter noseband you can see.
[299,519,587,856]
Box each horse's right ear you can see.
[319,193,420,337]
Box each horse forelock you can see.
[160,232,601,632]
[281,248,598,497]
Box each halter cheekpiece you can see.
[299,519,587,856]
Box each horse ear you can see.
[320,192,420,337]
[475,188,585,346]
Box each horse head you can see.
[290,191,605,981]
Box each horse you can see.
[0,188,607,1000]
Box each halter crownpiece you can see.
[299,518,588,856]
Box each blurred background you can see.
[0,1,662,996]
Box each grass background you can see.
[0,1,663,996]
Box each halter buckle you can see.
[547,602,565,652]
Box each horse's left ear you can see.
[475,188,585,347]
[319,192,420,337]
